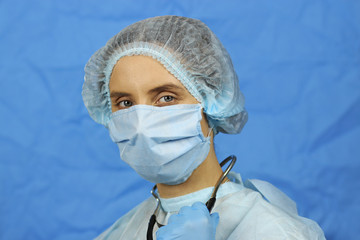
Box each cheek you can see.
[111,104,117,113]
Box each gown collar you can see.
[159,172,243,212]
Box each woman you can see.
[82,15,325,240]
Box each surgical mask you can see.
[108,104,211,185]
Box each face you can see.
[109,55,211,137]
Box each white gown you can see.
[95,172,326,240]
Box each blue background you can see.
[1,0,359,239]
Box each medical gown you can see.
[95,172,325,240]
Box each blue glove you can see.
[156,202,219,240]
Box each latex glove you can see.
[156,202,219,240]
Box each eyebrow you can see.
[109,91,131,98]
[109,83,185,98]
[147,83,185,95]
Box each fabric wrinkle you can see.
[95,172,325,240]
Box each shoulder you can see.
[214,180,325,240]
[94,197,155,240]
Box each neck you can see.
[157,142,223,198]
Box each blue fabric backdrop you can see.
[1,0,359,239]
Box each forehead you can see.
[109,55,188,92]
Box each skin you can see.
[109,55,224,198]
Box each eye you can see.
[119,100,133,108]
[158,95,175,103]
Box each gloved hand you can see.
[156,201,219,240]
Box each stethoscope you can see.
[146,155,237,240]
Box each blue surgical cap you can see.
[82,15,248,134]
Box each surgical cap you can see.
[82,15,248,134]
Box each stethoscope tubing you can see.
[146,155,236,240]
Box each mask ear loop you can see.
[206,127,213,138]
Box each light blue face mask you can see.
[108,104,211,185]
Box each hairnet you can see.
[82,15,248,134]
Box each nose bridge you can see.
[136,112,145,134]
[131,87,153,106]
[134,106,163,142]
[137,97,153,106]
[134,106,151,136]
[125,107,146,146]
